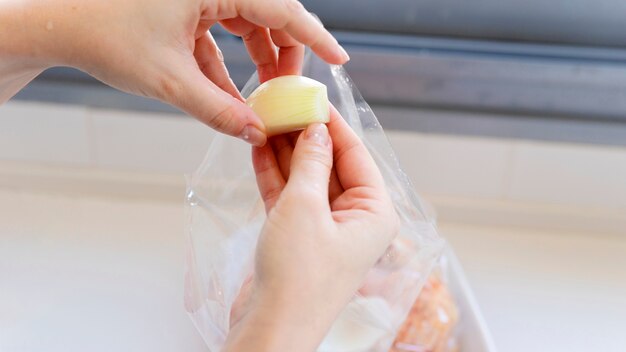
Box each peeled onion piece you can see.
[245,75,330,136]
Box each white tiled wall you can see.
[389,132,513,200]
[0,101,214,173]
[0,102,91,164]
[91,110,214,173]
[508,142,626,209]
[1,100,626,211]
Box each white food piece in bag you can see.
[318,297,393,352]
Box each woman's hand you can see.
[223,110,399,351]
[0,0,348,146]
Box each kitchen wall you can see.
[1,100,624,235]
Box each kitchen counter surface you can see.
[1,189,625,352]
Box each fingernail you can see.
[339,46,350,62]
[239,125,267,147]
[305,123,329,146]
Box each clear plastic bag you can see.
[184,51,445,352]
[391,255,461,352]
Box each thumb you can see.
[166,63,267,146]
[286,123,333,203]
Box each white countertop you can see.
[0,190,207,352]
[1,189,625,352]
[441,223,626,352]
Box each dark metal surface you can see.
[301,0,626,47]
[13,31,626,146]
[375,105,626,146]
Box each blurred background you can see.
[1,1,625,351]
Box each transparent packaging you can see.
[391,256,461,352]
[184,51,445,352]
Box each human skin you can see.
[0,2,397,350]
[0,0,349,146]
[223,111,399,351]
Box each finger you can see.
[195,19,215,39]
[236,0,349,64]
[328,166,344,204]
[166,59,266,146]
[269,135,294,180]
[194,31,243,101]
[270,29,304,76]
[287,130,302,146]
[221,17,278,83]
[269,130,301,180]
[327,106,384,190]
[285,123,333,207]
[252,144,286,212]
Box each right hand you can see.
[224,109,399,351]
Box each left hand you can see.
[2,0,349,146]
